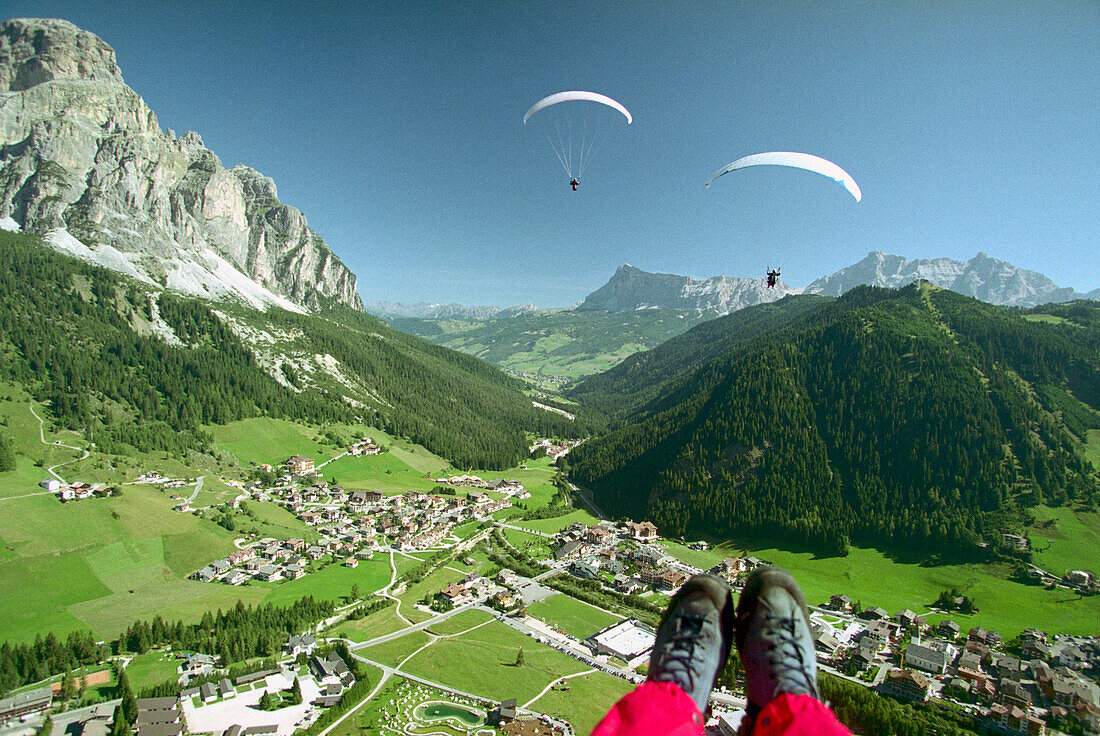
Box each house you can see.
[190,566,216,583]
[938,620,961,639]
[880,669,931,702]
[627,521,659,541]
[905,641,948,675]
[179,653,217,678]
[284,563,305,580]
[1001,533,1029,550]
[828,594,853,612]
[862,606,889,621]
[0,687,53,724]
[40,478,61,493]
[254,564,282,582]
[493,698,518,725]
[284,455,315,474]
[986,704,1046,736]
[569,561,600,580]
[311,652,354,687]
[286,634,317,657]
[218,679,234,699]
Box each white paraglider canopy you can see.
[523,91,632,183]
[523,91,633,125]
[705,152,862,202]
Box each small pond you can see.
[413,701,485,727]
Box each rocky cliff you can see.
[0,18,362,311]
[806,251,1084,307]
[577,264,790,314]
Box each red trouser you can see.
[590,681,852,736]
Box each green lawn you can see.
[208,417,346,468]
[425,609,494,637]
[1084,429,1100,472]
[126,650,182,691]
[524,670,633,734]
[261,557,396,607]
[399,621,589,704]
[396,566,469,624]
[658,538,1100,638]
[527,594,619,639]
[330,605,410,643]
[512,510,600,535]
[503,528,553,559]
[1029,505,1100,578]
[358,630,433,668]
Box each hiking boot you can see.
[647,574,735,713]
[735,567,820,722]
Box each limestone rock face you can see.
[577,264,791,314]
[0,17,362,312]
[806,251,1082,307]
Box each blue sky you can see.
[14,1,1100,306]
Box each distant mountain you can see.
[0,18,361,311]
[807,251,1087,307]
[578,264,791,314]
[569,283,1100,554]
[366,301,507,320]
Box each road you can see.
[29,402,89,484]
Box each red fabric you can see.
[589,685,852,736]
[750,693,852,736]
[589,680,704,736]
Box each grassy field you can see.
[512,509,600,535]
[659,537,1100,637]
[126,650,182,691]
[399,621,589,704]
[330,605,410,643]
[358,630,433,668]
[527,594,619,639]
[1029,505,1100,578]
[503,528,554,559]
[524,670,633,734]
[425,609,494,637]
[260,556,399,607]
[1084,429,1100,471]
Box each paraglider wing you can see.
[523,91,633,125]
[704,152,861,202]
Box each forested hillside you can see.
[568,295,831,416]
[569,284,1100,554]
[0,231,577,469]
[387,308,714,386]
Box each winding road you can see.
[29,402,89,484]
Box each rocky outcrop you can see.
[577,264,790,314]
[805,251,1082,307]
[0,18,362,311]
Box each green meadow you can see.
[527,594,619,639]
[658,537,1100,638]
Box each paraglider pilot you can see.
[570,178,579,191]
[766,268,780,288]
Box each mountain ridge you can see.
[0,17,362,312]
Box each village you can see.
[10,442,1100,736]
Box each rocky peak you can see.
[0,18,123,91]
[0,17,363,312]
[579,264,791,314]
[806,251,1083,307]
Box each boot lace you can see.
[765,615,817,696]
[654,613,709,693]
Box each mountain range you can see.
[0,18,360,312]
[568,284,1100,553]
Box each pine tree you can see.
[291,678,302,705]
[116,665,138,725]
[60,670,75,702]
[350,583,360,602]
[110,711,129,736]
[514,648,524,666]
